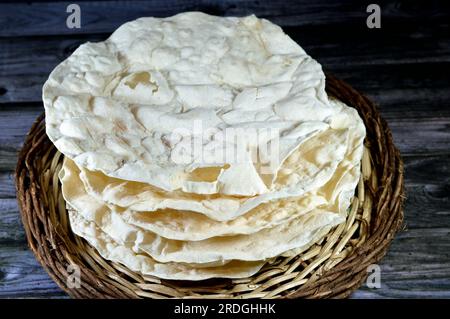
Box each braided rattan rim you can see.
[15,74,404,299]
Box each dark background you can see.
[0,0,449,298]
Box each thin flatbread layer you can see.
[44,12,349,196]
[68,210,265,280]
[61,163,344,263]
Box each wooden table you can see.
[1,0,449,298]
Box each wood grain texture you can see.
[0,245,67,298]
[1,217,450,298]
[0,0,449,299]
[0,106,42,171]
[1,2,449,103]
[1,22,449,103]
[353,229,450,298]
[1,0,448,37]
[0,198,25,243]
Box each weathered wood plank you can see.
[403,185,450,230]
[402,155,450,230]
[0,0,448,37]
[404,155,450,186]
[0,106,42,171]
[0,245,67,298]
[331,63,450,113]
[0,198,25,243]
[1,228,449,298]
[353,227,450,298]
[0,171,15,198]
[0,35,105,103]
[1,20,449,103]
[389,118,450,156]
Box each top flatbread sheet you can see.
[44,12,347,196]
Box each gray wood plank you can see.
[0,171,15,198]
[389,118,450,156]
[0,245,67,298]
[404,155,450,186]
[0,198,25,244]
[353,227,450,298]
[0,106,42,171]
[1,0,447,37]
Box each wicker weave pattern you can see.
[15,75,404,298]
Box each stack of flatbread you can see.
[43,13,366,280]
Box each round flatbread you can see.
[61,160,344,263]
[75,99,365,222]
[68,210,265,280]
[44,12,348,196]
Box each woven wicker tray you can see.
[15,74,404,299]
